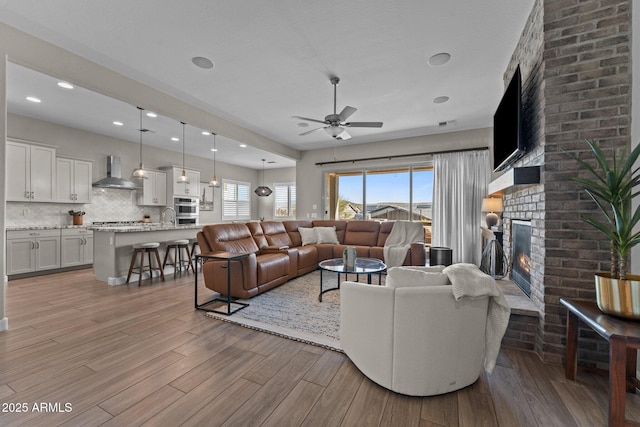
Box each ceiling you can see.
[0,0,535,169]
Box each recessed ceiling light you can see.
[298,122,309,127]
[239,144,247,148]
[192,56,214,69]
[57,82,73,89]
[428,52,451,66]
[26,96,41,103]
[113,121,123,126]
[433,96,450,104]
[202,131,211,135]
[146,112,157,118]
[171,137,179,142]
[210,148,218,152]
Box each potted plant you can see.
[571,139,640,318]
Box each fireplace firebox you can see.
[511,220,532,296]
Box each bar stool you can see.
[163,239,194,273]
[126,242,165,286]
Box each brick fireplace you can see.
[499,0,631,368]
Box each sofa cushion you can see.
[261,221,294,248]
[312,220,347,243]
[377,222,394,247]
[299,227,317,245]
[246,221,268,249]
[333,245,370,259]
[283,220,314,247]
[256,253,290,284]
[201,223,259,254]
[315,226,339,244]
[386,266,450,288]
[344,221,380,246]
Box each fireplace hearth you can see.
[512,220,532,296]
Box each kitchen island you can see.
[89,223,201,285]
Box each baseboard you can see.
[0,317,8,332]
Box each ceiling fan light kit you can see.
[293,76,383,141]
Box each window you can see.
[222,179,251,221]
[274,183,296,218]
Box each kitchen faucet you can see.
[161,207,177,226]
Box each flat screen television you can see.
[493,65,525,172]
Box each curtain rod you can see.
[314,146,489,166]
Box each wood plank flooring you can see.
[1,268,639,426]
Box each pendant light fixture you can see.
[177,121,190,184]
[132,106,148,179]
[209,132,220,188]
[254,159,272,197]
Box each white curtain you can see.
[432,150,490,265]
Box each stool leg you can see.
[162,246,171,269]
[126,249,139,283]
[185,246,194,272]
[138,249,145,286]
[154,248,165,280]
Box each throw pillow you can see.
[386,266,450,288]
[298,227,317,246]
[314,226,339,244]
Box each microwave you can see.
[176,216,198,225]
[175,197,199,216]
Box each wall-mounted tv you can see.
[493,65,525,172]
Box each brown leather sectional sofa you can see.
[196,220,426,299]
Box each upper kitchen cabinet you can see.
[7,140,56,202]
[162,166,200,198]
[56,157,93,204]
[136,169,167,206]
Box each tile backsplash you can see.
[6,188,163,227]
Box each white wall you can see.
[295,128,492,219]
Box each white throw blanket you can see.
[383,221,425,268]
[443,263,511,374]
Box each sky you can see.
[338,170,433,204]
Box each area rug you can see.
[203,270,382,351]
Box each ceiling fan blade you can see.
[338,106,357,122]
[336,130,351,140]
[299,126,326,136]
[344,121,383,128]
[292,115,327,125]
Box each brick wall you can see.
[502,0,631,367]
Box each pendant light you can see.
[132,106,148,179]
[177,121,190,184]
[209,132,220,188]
[254,159,272,197]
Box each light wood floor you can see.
[1,268,639,426]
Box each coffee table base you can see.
[318,268,383,302]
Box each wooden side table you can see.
[561,298,640,427]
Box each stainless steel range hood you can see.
[92,156,137,190]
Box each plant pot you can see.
[595,273,640,320]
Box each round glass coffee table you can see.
[318,257,386,302]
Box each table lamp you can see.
[482,197,503,228]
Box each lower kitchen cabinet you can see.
[6,229,61,275]
[61,228,94,267]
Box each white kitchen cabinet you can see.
[56,157,93,203]
[136,170,167,206]
[6,229,61,275]
[7,140,56,202]
[162,166,200,198]
[61,228,93,267]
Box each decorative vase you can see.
[595,273,640,320]
[343,247,356,271]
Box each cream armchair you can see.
[340,267,491,396]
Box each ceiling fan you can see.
[293,76,383,141]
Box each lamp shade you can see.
[481,197,503,213]
[254,186,272,197]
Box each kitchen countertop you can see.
[88,223,202,232]
[7,225,91,231]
